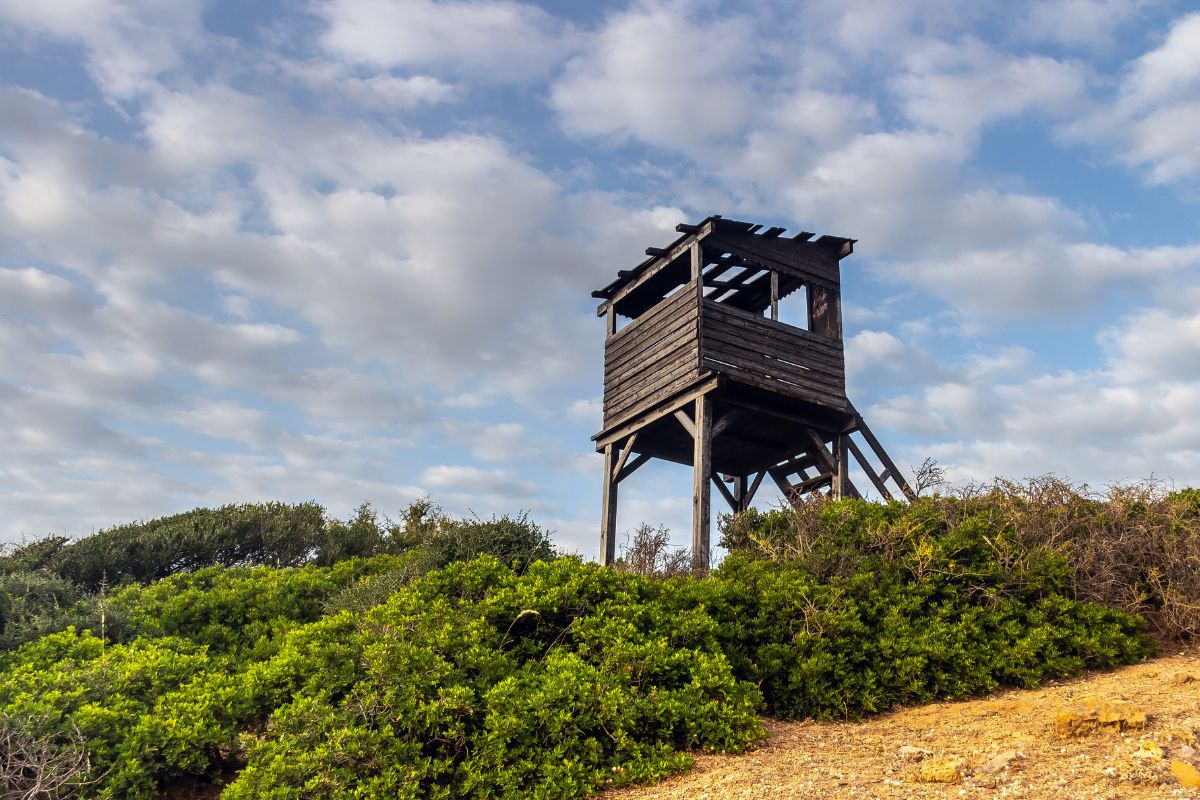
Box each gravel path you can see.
[605,651,1200,800]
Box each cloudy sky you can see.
[2,0,1199,552]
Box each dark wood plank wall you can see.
[699,300,847,410]
[602,284,701,428]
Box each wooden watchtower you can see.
[592,216,914,570]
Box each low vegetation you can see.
[1,477,1192,799]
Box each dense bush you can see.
[0,558,762,799]
[720,478,1200,641]
[0,486,1171,798]
[0,500,557,651]
[0,570,97,652]
[0,502,330,590]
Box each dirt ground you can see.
[606,650,1200,800]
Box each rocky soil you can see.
[606,650,1200,800]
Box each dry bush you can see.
[720,476,1200,642]
[950,477,1199,640]
[0,712,96,800]
[613,523,695,578]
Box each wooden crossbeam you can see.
[611,432,638,480]
[594,376,721,449]
[711,410,741,439]
[744,470,766,509]
[712,473,739,512]
[853,413,916,500]
[769,468,795,501]
[847,436,893,501]
[794,471,834,494]
[674,409,696,438]
[615,452,651,483]
[803,429,838,472]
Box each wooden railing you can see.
[699,300,846,409]
[602,285,700,428]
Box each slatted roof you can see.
[592,216,856,318]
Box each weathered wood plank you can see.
[702,300,844,355]
[594,375,720,448]
[704,361,849,410]
[612,432,638,480]
[847,436,893,501]
[605,352,701,424]
[606,282,695,345]
[700,319,846,372]
[700,334,846,394]
[692,394,712,572]
[713,473,739,512]
[615,452,651,483]
[605,333,698,390]
[704,231,841,289]
[606,361,696,416]
[600,444,618,566]
[673,409,696,438]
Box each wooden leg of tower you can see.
[834,434,853,500]
[732,475,747,511]
[692,394,712,572]
[744,470,766,510]
[600,443,618,566]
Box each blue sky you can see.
[2,0,1200,553]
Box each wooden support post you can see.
[770,270,779,320]
[600,443,618,566]
[692,394,712,572]
[744,470,766,510]
[732,474,747,511]
[830,434,843,500]
[606,306,616,337]
[834,434,853,500]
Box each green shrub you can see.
[721,479,1200,641]
[677,553,1150,720]
[1,558,763,799]
[0,488,1169,799]
[0,570,101,651]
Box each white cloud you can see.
[886,239,1200,317]
[0,0,204,98]
[1063,12,1200,183]
[317,0,574,80]
[279,60,457,108]
[1016,0,1147,49]
[1123,12,1200,104]
[551,3,757,151]
[870,302,1200,487]
[420,465,536,496]
[894,43,1088,138]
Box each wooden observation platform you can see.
[592,215,914,570]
